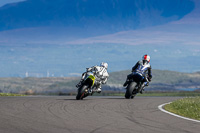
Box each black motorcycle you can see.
[125,74,149,99]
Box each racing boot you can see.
[145,82,149,86]
[123,79,129,87]
[96,88,102,93]
[140,89,144,94]
[140,83,145,94]
[140,82,149,93]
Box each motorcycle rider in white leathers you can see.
[76,62,109,93]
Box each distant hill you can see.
[107,69,200,91]
[0,77,79,94]
[0,69,200,95]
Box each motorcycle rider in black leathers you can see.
[123,54,152,93]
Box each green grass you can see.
[99,91,200,97]
[138,92,200,97]
[0,93,26,96]
[164,97,200,120]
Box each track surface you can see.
[0,96,199,133]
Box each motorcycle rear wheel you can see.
[125,82,137,99]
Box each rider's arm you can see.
[86,66,96,72]
[132,62,139,72]
[101,71,109,84]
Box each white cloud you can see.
[154,49,158,52]
[0,0,26,7]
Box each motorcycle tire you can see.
[76,85,88,100]
[125,82,137,99]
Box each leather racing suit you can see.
[76,65,109,93]
[123,60,152,92]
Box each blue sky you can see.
[0,0,199,77]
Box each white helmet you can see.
[143,54,150,63]
[100,62,108,69]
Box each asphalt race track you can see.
[0,96,199,133]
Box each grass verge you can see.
[164,97,200,120]
[0,93,26,96]
[137,92,200,97]
[99,91,200,97]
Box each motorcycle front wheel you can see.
[76,85,88,100]
[125,82,137,99]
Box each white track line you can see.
[158,102,200,123]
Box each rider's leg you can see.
[139,82,145,94]
[96,84,102,93]
[139,77,149,94]
[123,74,133,87]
